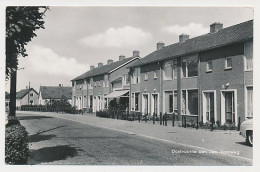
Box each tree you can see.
[6,7,48,120]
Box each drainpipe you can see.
[159,62,163,115]
[177,57,182,121]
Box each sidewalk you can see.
[17,111,252,161]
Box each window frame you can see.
[206,60,213,72]
[154,70,158,79]
[225,57,232,70]
[163,60,173,80]
[144,72,148,81]
[244,41,253,71]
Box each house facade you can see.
[128,20,253,125]
[71,51,140,112]
[39,85,72,105]
[16,88,39,108]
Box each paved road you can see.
[17,112,252,165]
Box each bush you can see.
[5,122,29,164]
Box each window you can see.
[182,90,198,115]
[30,100,34,105]
[132,68,140,84]
[206,60,213,72]
[247,87,253,118]
[94,82,97,87]
[135,93,140,111]
[187,90,198,115]
[99,81,101,87]
[89,79,93,89]
[165,91,173,113]
[173,60,177,79]
[174,91,178,113]
[182,90,187,114]
[225,57,232,69]
[122,74,129,86]
[131,92,140,111]
[164,61,173,80]
[182,55,198,77]
[144,72,148,81]
[154,70,158,79]
[30,93,33,97]
[245,41,253,71]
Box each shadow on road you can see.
[29,134,56,143]
[29,145,78,164]
[28,126,65,143]
[236,141,251,147]
[18,115,53,120]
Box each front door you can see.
[143,94,149,115]
[152,94,158,116]
[205,92,214,122]
[225,92,235,124]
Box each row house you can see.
[128,20,253,125]
[71,51,140,112]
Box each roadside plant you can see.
[5,123,29,164]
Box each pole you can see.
[237,117,241,131]
[172,113,175,127]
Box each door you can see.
[143,94,149,115]
[205,92,214,122]
[152,94,158,116]
[225,92,235,124]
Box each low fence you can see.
[20,105,79,114]
[96,110,241,131]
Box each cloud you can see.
[80,26,152,48]
[26,45,89,77]
[161,23,208,37]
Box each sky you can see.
[5,7,253,93]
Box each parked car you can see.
[240,118,253,146]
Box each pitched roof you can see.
[16,88,38,99]
[72,57,137,81]
[129,20,253,68]
[39,86,72,100]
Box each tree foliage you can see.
[6,6,48,79]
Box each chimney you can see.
[90,65,95,70]
[59,84,62,87]
[107,59,113,65]
[179,34,189,43]
[98,62,103,67]
[119,55,125,61]
[210,22,223,33]
[133,50,139,57]
[157,42,165,50]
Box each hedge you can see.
[5,122,29,164]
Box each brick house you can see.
[128,20,253,125]
[71,51,140,112]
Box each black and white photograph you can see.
[2,1,258,170]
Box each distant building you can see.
[38,85,72,105]
[71,51,140,112]
[16,88,39,108]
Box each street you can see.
[17,111,252,165]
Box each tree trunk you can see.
[9,69,17,118]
